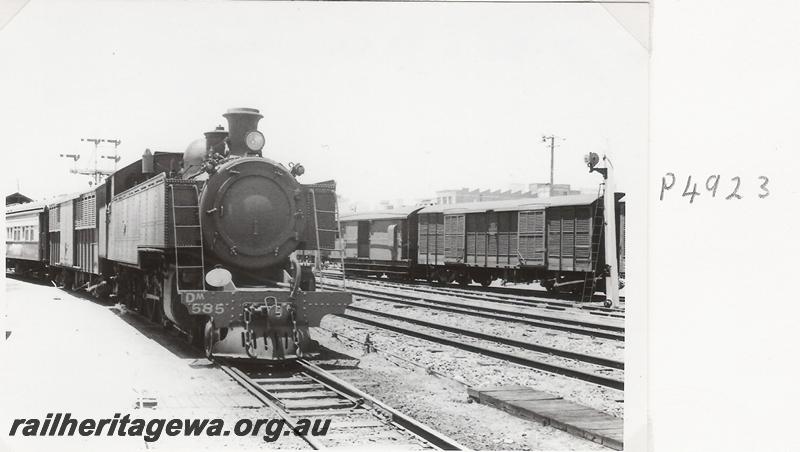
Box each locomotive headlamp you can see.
[245,130,265,152]
[206,267,233,288]
[584,152,600,170]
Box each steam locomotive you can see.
[5,108,352,361]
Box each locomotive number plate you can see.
[189,303,226,315]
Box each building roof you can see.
[6,192,33,206]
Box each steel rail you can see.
[296,359,469,451]
[219,365,326,450]
[371,281,626,318]
[338,313,624,391]
[322,283,624,341]
[322,271,626,306]
[344,305,624,370]
[322,283,624,334]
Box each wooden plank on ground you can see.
[468,385,623,450]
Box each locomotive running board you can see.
[180,289,352,328]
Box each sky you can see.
[0,1,648,208]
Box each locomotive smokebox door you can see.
[199,157,305,270]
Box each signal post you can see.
[585,152,620,308]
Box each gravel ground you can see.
[316,315,624,418]
[314,334,606,451]
[345,309,624,383]
[353,296,625,362]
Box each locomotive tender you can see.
[5,108,352,361]
[339,193,625,300]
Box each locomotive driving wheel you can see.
[185,318,205,348]
[203,319,218,359]
[143,273,163,323]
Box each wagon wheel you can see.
[457,273,472,286]
[63,270,74,291]
[541,279,554,293]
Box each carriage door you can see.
[357,221,370,258]
[388,224,399,261]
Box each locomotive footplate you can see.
[180,289,352,329]
[180,288,352,360]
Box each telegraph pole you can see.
[542,135,555,185]
[101,139,122,172]
[542,135,565,195]
[64,138,121,186]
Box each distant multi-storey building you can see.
[360,182,590,212]
[527,183,582,197]
[434,188,530,205]
[434,182,583,205]
[6,192,33,206]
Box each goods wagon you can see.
[342,193,625,297]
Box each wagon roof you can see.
[340,207,422,222]
[418,193,624,215]
[6,189,95,214]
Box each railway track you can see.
[222,360,466,450]
[320,282,625,341]
[321,271,625,317]
[322,271,625,311]
[336,309,624,391]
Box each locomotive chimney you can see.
[223,108,265,157]
[204,125,228,156]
